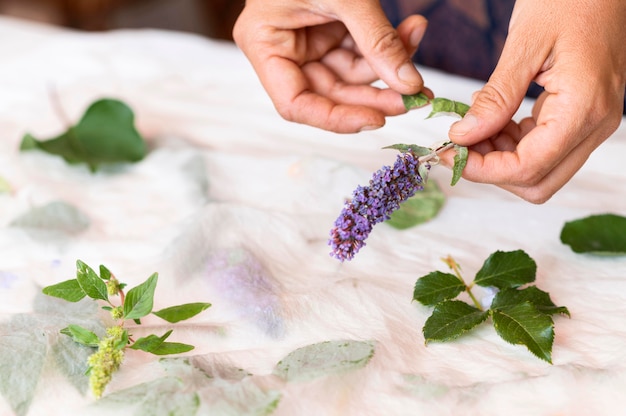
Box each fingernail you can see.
[450,114,477,136]
[398,62,420,87]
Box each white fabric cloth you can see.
[0,16,625,416]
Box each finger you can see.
[337,2,424,94]
[303,61,407,115]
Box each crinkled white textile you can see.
[0,16,625,416]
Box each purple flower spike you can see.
[329,152,426,261]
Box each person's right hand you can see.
[232,0,429,133]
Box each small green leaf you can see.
[149,342,195,356]
[382,143,432,157]
[491,302,554,363]
[130,330,172,353]
[20,98,147,171]
[76,260,109,301]
[413,271,465,306]
[153,302,212,323]
[387,181,445,230]
[450,144,468,186]
[491,287,570,317]
[60,324,100,347]
[123,273,158,320]
[560,213,626,255]
[42,279,86,302]
[99,265,112,281]
[474,250,537,289]
[423,300,489,343]
[274,340,375,382]
[402,92,431,110]
[427,98,470,118]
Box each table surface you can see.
[1,16,625,416]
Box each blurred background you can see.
[0,0,242,40]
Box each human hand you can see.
[442,0,626,203]
[232,0,429,133]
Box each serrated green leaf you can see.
[130,330,172,353]
[76,260,109,302]
[427,98,470,118]
[42,279,86,302]
[413,271,465,306]
[274,340,375,382]
[474,250,536,289]
[20,98,147,171]
[402,92,431,110]
[450,144,468,186]
[560,213,626,255]
[382,143,432,156]
[153,302,212,323]
[123,273,158,320]
[387,181,445,230]
[60,324,100,347]
[491,302,554,363]
[491,287,570,317]
[423,300,489,343]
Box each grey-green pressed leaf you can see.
[450,144,468,186]
[123,273,158,320]
[491,302,554,363]
[423,300,489,343]
[491,287,570,317]
[274,340,375,382]
[413,271,465,306]
[474,250,537,289]
[60,324,100,347]
[382,143,432,157]
[42,279,86,302]
[130,330,172,353]
[76,260,109,302]
[387,181,445,230]
[153,302,212,323]
[9,201,90,234]
[20,98,147,172]
[427,98,470,119]
[402,92,431,110]
[560,213,626,255]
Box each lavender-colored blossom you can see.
[329,152,427,261]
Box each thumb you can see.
[340,3,426,94]
[448,42,541,145]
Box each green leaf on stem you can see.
[20,98,147,172]
[150,342,195,356]
[402,92,431,110]
[491,287,570,317]
[123,273,158,320]
[153,302,212,323]
[427,98,470,119]
[42,278,86,302]
[382,143,432,157]
[423,300,489,343]
[413,271,465,306]
[130,330,172,353]
[491,302,554,363]
[474,250,537,289]
[450,144,468,186]
[76,260,109,302]
[387,181,446,230]
[99,265,112,281]
[560,213,626,255]
[60,324,100,347]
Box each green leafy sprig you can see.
[413,250,569,363]
[42,260,211,398]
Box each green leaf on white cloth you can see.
[387,181,446,230]
[474,250,537,289]
[560,213,626,255]
[413,271,466,306]
[123,273,158,320]
[274,340,375,382]
[9,201,90,234]
[20,98,147,172]
[423,300,489,343]
[153,302,212,323]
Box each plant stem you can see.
[418,141,454,165]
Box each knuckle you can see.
[369,26,402,56]
[473,83,510,112]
